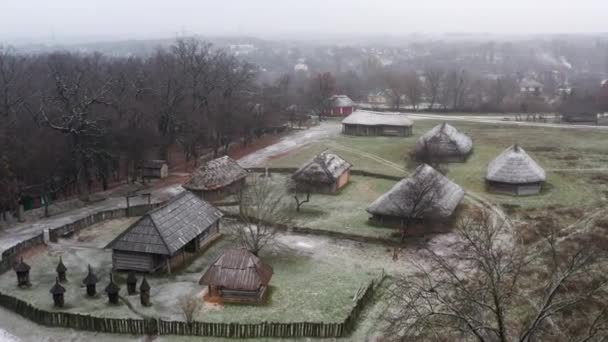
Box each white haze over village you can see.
[0,0,607,44]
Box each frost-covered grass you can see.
[0,218,386,324]
[266,120,608,209]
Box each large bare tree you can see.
[385,209,608,342]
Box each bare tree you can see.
[232,176,291,255]
[394,166,445,241]
[385,209,608,342]
[424,67,444,111]
[178,295,201,323]
[385,72,407,110]
[290,181,312,213]
[404,72,423,111]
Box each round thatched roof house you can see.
[415,122,473,162]
[486,144,546,196]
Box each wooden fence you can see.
[246,167,403,181]
[0,273,385,338]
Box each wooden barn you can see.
[182,156,248,202]
[486,144,546,196]
[292,151,352,194]
[141,160,169,179]
[342,111,413,137]
[415,122,473,162]
[106,192,223,273]
[366,164,465,230]
[323,95,355,116]
[199,249,273,304]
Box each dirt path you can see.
[238,122,341,167]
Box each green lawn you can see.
[266,120,608,210]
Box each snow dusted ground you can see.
[238,121,341,167]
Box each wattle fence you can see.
[0,272,386,338]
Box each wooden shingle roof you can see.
[329,95,354,108]
[292,151,352,184]
[486,145,546,184]
[183,156,248,191]
[342,111,413,127]
[199,249,273,291]
[106,192,223,256]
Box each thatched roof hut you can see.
[415,122,473,162]
[342,111,414,136]
[486,144,546,196]
[292,151,352,193]
[183,156,248,201]
[199,249,273,304]
[367,164,464,222]
[106,191,223,272]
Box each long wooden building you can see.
[342,111,413,137]
[106,191,223,273]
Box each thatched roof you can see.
[105,274,120,294]
[292,151,352,184]
[199,249,273,291]
[329,95,354,108]
[366,164,464,218]
[183,156,248,191]
[106,192,223,256]
[342,111,413,127]
[415,122,473,157]
[140,276,151,291]
[56,257,66,273]
[486,145,546,184]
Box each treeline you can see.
[0,39,288,216]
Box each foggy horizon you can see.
[2,0,608,45]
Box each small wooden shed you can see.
[324,95,355,116]
[342,111,413,137]
[106,191,223,273]
[183,156,248,202]
[199,249,273,304]
[367,164,465,229]
[415,122,473,162]
[486,144,546,196]
[142,160,169,179]
[292,151,352,194]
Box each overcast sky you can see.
[1,0,607,43]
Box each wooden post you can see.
[126,196,130,216]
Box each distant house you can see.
[486,144,546,196]
[106,192,223,273]
[366,164,465,229]
[367,91,390,105]
[292,151,352,194]
[342,111,413,137]
[520,78,544,95]
[183,156,248,202]
[415,122,473,162]
[323,95,355,116]
[142,160,169,179]
[199,248,273,304]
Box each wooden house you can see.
[366,164,464,230]
[106,192,223,273]
[323,95,355,116]
[182,156,248,202]
[142,160,169,179]
[292,151,352,194]
[415,122,473,162]
[486,145,546,196]
[199,249,273,304]
[342,111,413,137]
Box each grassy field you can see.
[0,218,383,324]
[266,120,608,211]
